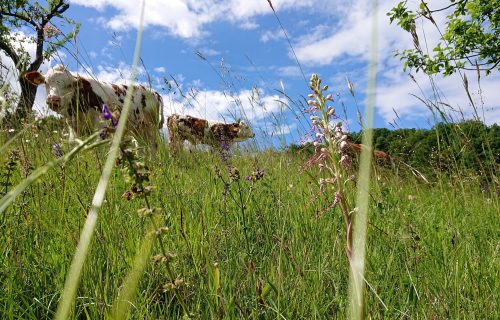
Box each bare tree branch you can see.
[0,37,20,65]
[428,0,468,13]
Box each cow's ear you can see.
[24,71,45,86]
[230,123,240,132]
[73,77,89,89]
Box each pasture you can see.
[1,0,499,318]
[0,125,498,319]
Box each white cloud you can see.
[475,75,500,125]
[69,0,214,38]
[195,48,220,58]
[227,0,315,20]
[154,66,166,73]
[291,0,500,125]
[260,29,286,43]
[276,122,297,135]
[238,20,260,30]
[275,65,302,78]
[375,68,500,126]
[163,87,281,123]
[71,0,108,10]
[69,0,208,37]
[80,63,146,83]
[294,1,413,65]
[69,0,317,38]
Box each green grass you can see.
[0,128,498,319]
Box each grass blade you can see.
[54,2,146,319]
[109,220,156,319]
[348,0,378,318]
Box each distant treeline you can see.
[290,120,500,175]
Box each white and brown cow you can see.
[25,64,164,146]
[167,113,255,151]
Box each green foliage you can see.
[35,115,65,132]
[388,0,500,76]
[351,120,500,177]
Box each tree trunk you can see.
[15,76,38,122]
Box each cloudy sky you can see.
[2,0,499,147]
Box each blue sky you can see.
[3,0,500,147]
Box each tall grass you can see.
[0,130,497,318]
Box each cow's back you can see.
[84,80,163,138]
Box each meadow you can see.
[0,123,498,319]
[1,1,499,318]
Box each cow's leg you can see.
[170,136,187,154]
[167,133,183,154]
[166,121,183,155]
[147,128,159,155]
[135,110,161,155]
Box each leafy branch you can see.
[388,0,500,76]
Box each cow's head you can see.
[25,64,78,111]
[231,120,255,142]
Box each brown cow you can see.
[25,64,164,146]
[346,143,393,165]
[167,113,255,151]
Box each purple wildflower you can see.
[218,135,231,164]
[102,103,119,128]
[245,169,264,182]
[102,103,111,120]
[52,143,63,158]
[341,155,349,167]
[332,191,340,207]
[255,170,264,180]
